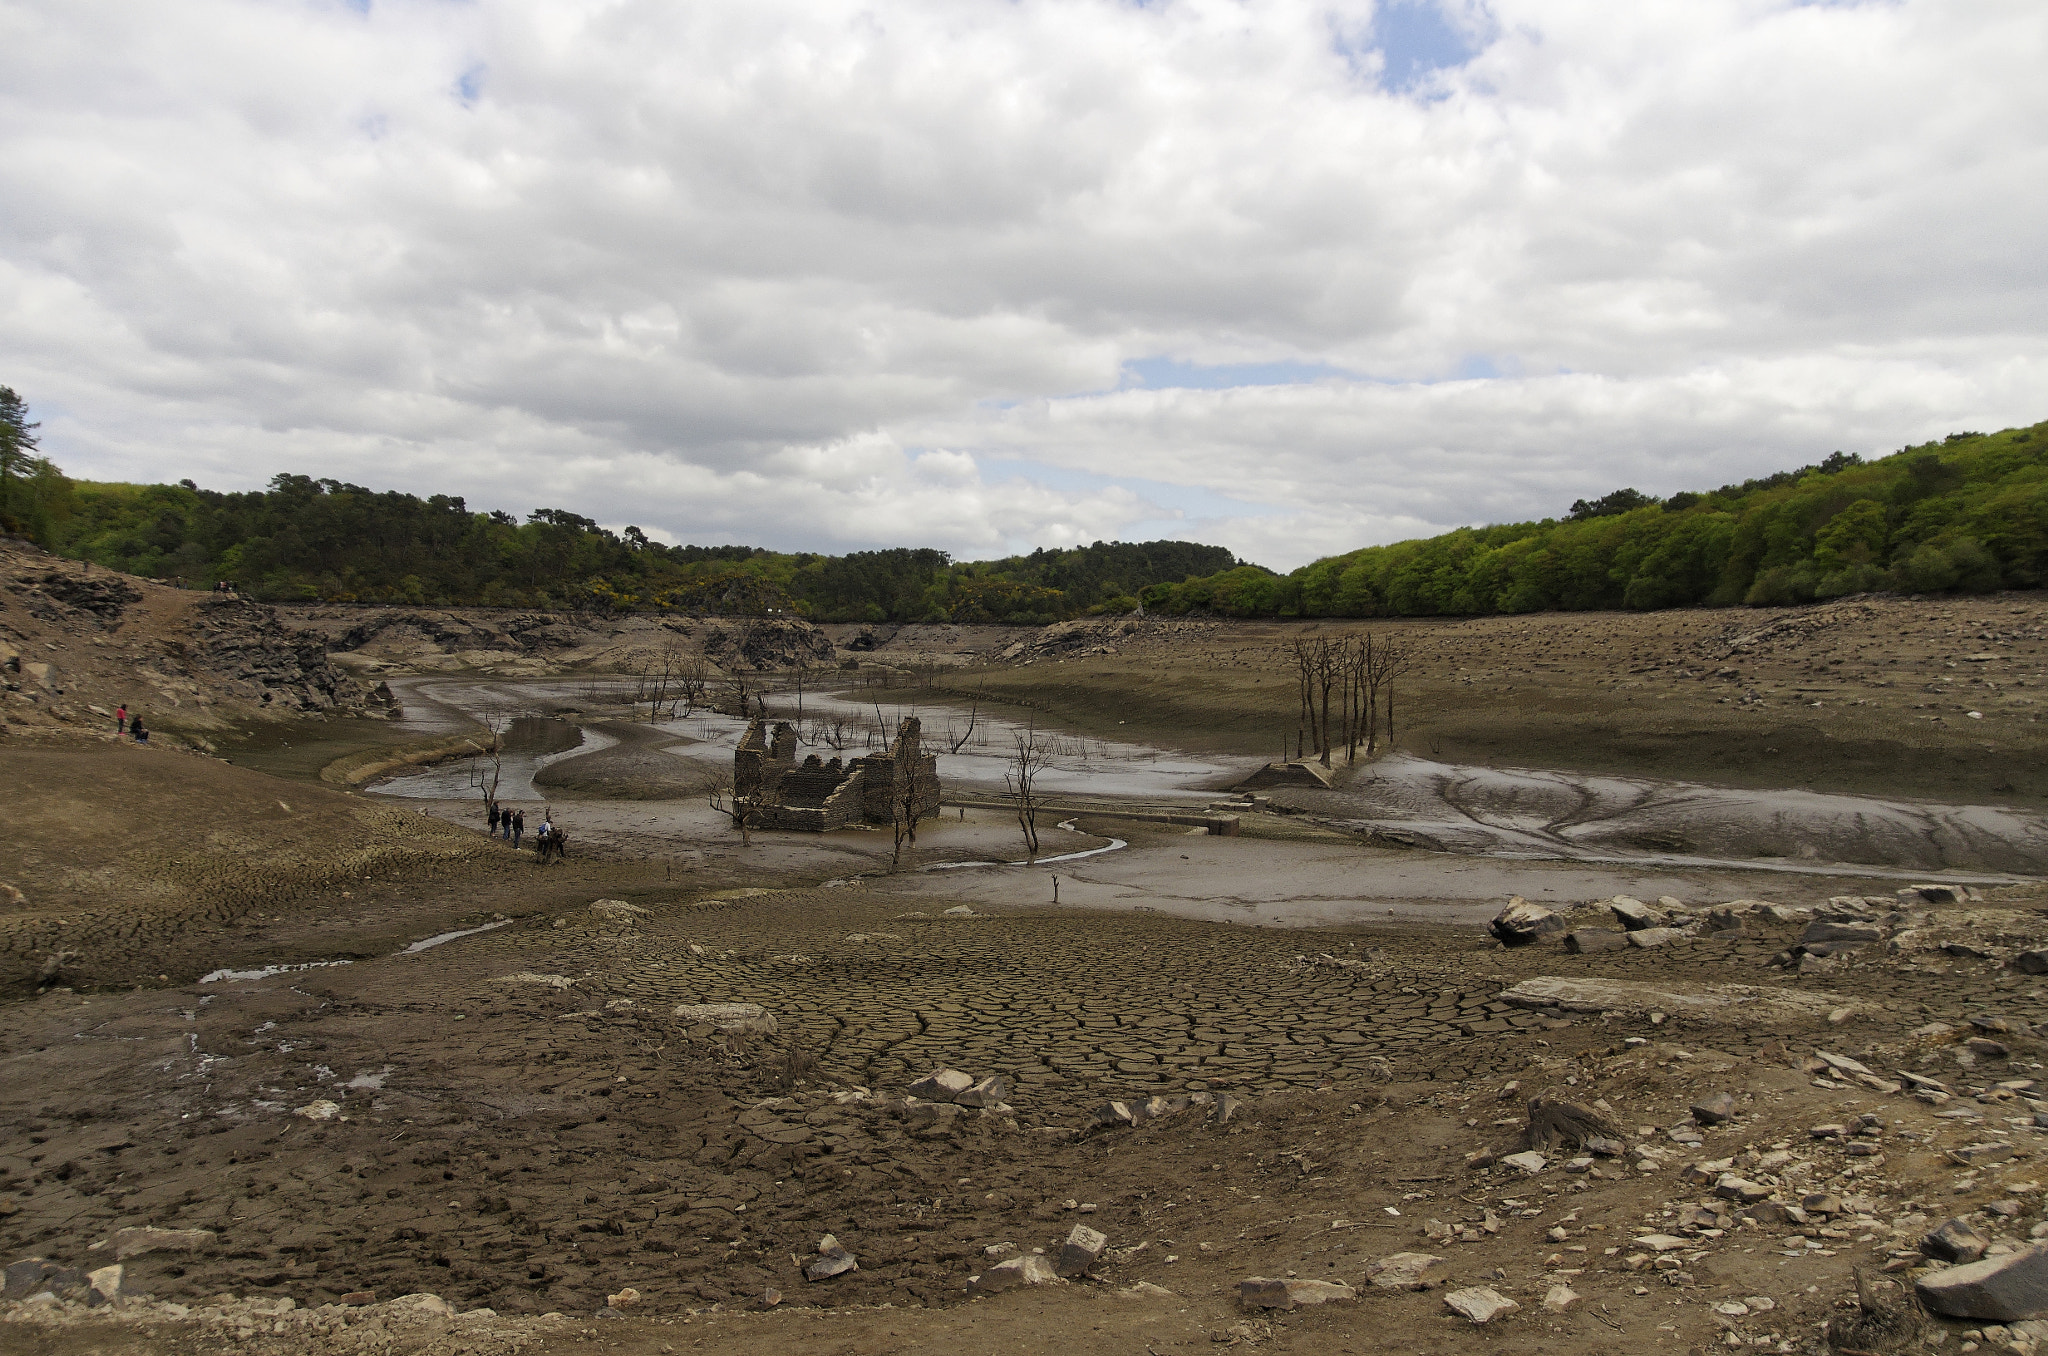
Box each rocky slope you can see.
[279,606,838,677]
[0,538,371,745]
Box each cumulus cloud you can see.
[1,0,2043,569]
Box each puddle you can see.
[398,918,513,954]
[924,819,1129,870]
[200,918,517,983]
[199,960,354,984]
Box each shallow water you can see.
[652,692,1245,800]
[923,818,1130,869]
[201,918,516,984]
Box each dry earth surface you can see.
[7,552,2048,1356]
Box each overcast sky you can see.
[3,0,2044,570]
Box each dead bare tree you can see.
[707,769,771,846]
[1005,723,1053,858]
[945,699,979,754]
[807,714,854,750]
[1355,628,1413,755]
[789,659,811,725]
[1291,637,1339,767]
[468,700,514,817]
[674,655,711,717]
[1381,636,1414,751]
[890,773,924,867]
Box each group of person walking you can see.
[113,703,149,744]
[486,802,552,850]
[487,802,527,846]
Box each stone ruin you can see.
[733,715,942,832]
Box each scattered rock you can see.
[1499,1150,1548,1174]
[673,1002,778,1035]
[1542,1284,1579,1312]
[1564,930,1629,954]
[1918,1243,2048,1321]
[1951,1143,2016,1167]
[1443,1286,1519,1323]
[1365,1252,1445,1290]
[1610,896,1659,931]
[1925,1217,1994,1264]
[1627,927,1689,949]
[805,1234,859,1281]
[972,1254,1062,1293]
[955,1075,1012,1108]
[588,899,650,922]
[908,1068,976,1101]
[293,1100,341,1121]
[1489,897,1566,947]
[111,1226,216,1260]
[1802,919,1884,945]
[1633,1234,1691,1252]
[605,1286,640,1309]
[1115,1281,1176,1300]
[1056,1224,1108,1278]
[1240,1277,1357,1310]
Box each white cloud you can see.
[2,0,2043,570]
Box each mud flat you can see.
[12,585,2048,1353]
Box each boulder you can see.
[1365,1252,1445,1290]
[1055,1225,1108,1278]
[1564,929,1629,954]
[1626,927,1688,949]
[2012,951,2048,976]
[1489,897,1566,947]
[1691,1093,1737,1125]
[1239,1277,1356,1310]
[908,1067,977,1101]
[1918,1244,2048,1320]
[1903,883,1967,906]
[1444,1287,1519,1323]
[1610,896,1659,930]
[1925,1217,1993,1264]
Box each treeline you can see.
[1139,420,2048,617]
[18,457,1241,623]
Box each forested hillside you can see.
[1140,420,2048,617]
[23,466,1239,623]
[9,378,2042,623]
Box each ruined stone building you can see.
[733,715,942,831]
